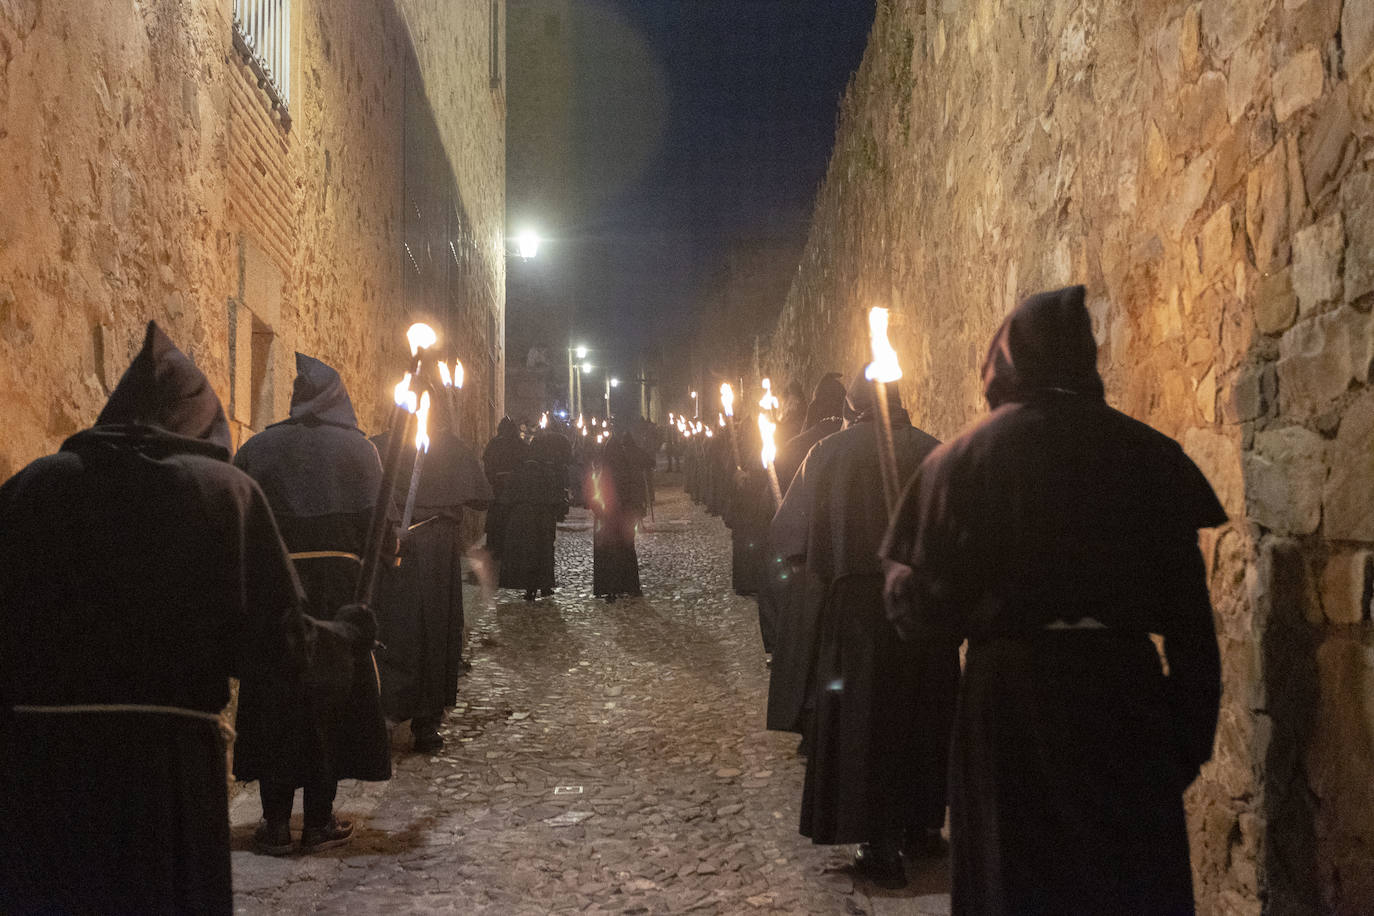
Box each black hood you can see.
[981,285,1105,409]
[844,370,903,421]
[803,373,846,429]
[68,321,231,460]
[284,353,360,429]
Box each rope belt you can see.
[11,704,235,741]
[289,550,361,563]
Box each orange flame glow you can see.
[758,414,777,469]
[720,382,735,417]
[406,322,438,357]
[393,374,417,412]
[865,307,903,383]
[414,392,431,452]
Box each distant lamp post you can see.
[567,343,590,417]
[575,361,592,418]
[605,375,620,419]
[690,389,699,419]
[515,229,541,260]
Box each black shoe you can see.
[413,729,444,753]
[538,587,554,597]
[853,842,906,889]
[523,589,537,602]
[299,817,353,853]
[252,820,293,856]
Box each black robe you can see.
[482,419,529,559]
[0,324,311,915]
[374,420,492,722]
[592,435,651,597]
[880,285,1226,915]
[232,353,391,785]
[724,420,768,597]
[498,457,568,592]
[771,408,957,846]
[764,415,842,733]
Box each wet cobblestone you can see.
[231,480,950,914]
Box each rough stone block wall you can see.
[765,1,1374,912]
[0,0,505,470]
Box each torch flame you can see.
[718,412,726,428]
[865,307,903,383]
[437,361,453,387]
[758,414,777,469]
[577,414,585,429]
[452,359,465,389]
[720,382,735,417]
[539,412,549,429]
[393,374,418,412]
[406,322,438,357]
[704,426,714,438]
[758,377,780,412]
[414,391,431,452]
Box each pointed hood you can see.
[82,321,231,459]
[981,285,1105,409]
[286,352,360,429]
[844,370,905,423]
[803,372,846,430]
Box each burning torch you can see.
[355,322,437,607]
[758,412,783,505]
[866,307,903,517]
[720,382,743,472]
[399,391,431,535]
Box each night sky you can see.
[511,0,875,382]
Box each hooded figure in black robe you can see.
[880,285,1225,916]
[482,417,528,561]
[724,413,767,597]
[0,323,371,913]
[232,353,391,853]
[374,388,492,752]
[770,373,958,887]
[499,431,570,600]
[591,430,652,600]
[765,371,848,734]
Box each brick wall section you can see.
[0,0,504,464]
[227,57,293,275]
[764,1,1374,912]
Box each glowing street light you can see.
[575,345,588,359]
[515,229,541,260]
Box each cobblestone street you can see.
[230,477,950,914]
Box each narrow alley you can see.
[229,479,949,915]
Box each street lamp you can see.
[575,361,592,418]
[515,229,541,260]
[605,375,619,419]
[690,389,699,419]
[567,343,590,417]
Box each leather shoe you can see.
[300,817,353,853]
[853,842,906,889]
[252,820,293,857]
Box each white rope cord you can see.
[12,704,235,741]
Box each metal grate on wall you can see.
[232,0,292,124]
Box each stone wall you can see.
[765,1,1374,912]
[0,0,505,476]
